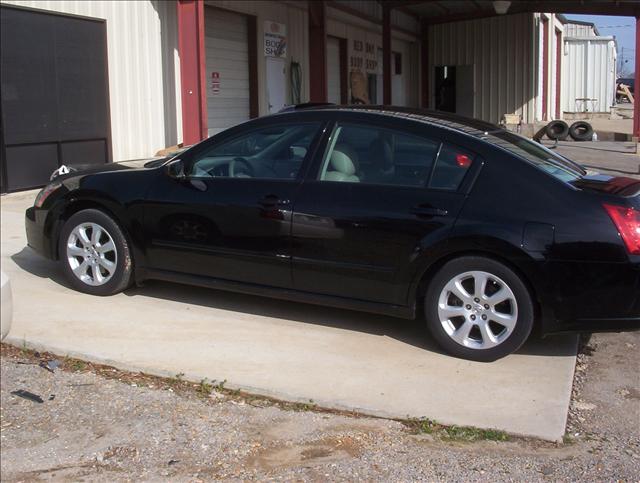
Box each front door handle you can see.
[412,205,448,217]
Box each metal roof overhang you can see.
[381,1,640,24]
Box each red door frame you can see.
[309,1,327,102]
[177,0,207,145]
[541,17,549,121]
[555,28,562,119]
[634,16,640,140]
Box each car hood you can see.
[50,157,169,182]
[571,174,640,197]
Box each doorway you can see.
[434,65,474,117]
[435,65,456,113]
[266,57,287,114]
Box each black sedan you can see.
[25,106,640,361]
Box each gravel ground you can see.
[1,332,638,482]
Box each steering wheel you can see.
[228,157,253,178]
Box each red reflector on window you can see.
[603,203,640,255]
[456,154,472,168]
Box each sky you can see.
[565,15,636,75]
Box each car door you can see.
[291,118,479,305]
[143,119,326,288]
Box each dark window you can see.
[429,144,474,190]
[488,131,584,182]
[190,123,321,179]
[318,123,440,187]
[394,52,402,75]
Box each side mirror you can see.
[166,159,186,180]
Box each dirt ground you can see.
[1,332,638,482]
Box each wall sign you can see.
[211,71,220,95]
[350,39,378,74]
[264,21,287,58]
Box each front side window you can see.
[189,122,321,179]
[318,123,440,187]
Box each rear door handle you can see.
[260,194,290,208]
[412,205,448,217]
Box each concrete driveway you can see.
[1,189,577,441]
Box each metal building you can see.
[561,20,618,115]
[1,0,639,193]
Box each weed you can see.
[71,360,87,372]
[291,399,316,412]
[197,378,213,398]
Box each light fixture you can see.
[493,1,511,14]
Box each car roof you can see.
[277,104,504,140]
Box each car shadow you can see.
[11,245,577,359]
[10,246,74,290]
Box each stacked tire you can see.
[544,120,594,141]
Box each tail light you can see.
[603,203,640,255]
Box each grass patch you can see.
[406,417,509,442]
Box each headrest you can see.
[330,146,356,175]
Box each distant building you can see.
[560,17,618,117]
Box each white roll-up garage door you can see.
[205,7,250,137]
[327,37,341,105]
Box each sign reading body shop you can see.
[264,21,287,58]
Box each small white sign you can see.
[264,21,287,58]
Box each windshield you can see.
[487,130,585,183]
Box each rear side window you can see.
[429,144,475,190]
[318,123,440,187]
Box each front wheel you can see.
[59,209,133,296]
[425,256,534,362]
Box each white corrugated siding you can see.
[204,7,250,136]
[428,13,536,124]
[1,0,181,161]
[564,23,596,37]
[562,37,617,113]
[333,0,419,34]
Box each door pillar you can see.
[177,0,207,144]
[309,1,327,102]
[382,5,392,105]
[421,19,429,109]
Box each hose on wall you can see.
[290,61,302,105]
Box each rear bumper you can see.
[538,258,640,334]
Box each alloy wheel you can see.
[437,270,518,350]
[66,222,117,286]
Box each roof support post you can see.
[420,19,429,109]
[634,16,640,140]
[177,0,207,144]
[383,5,392,105]
[309,1,328,102]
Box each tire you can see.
[424,256,534,362]
[545,120,569,140]
[59,209,133,296]
[569,121,593,141]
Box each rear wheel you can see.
[424,256,534,362]
[59,209,133,296]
